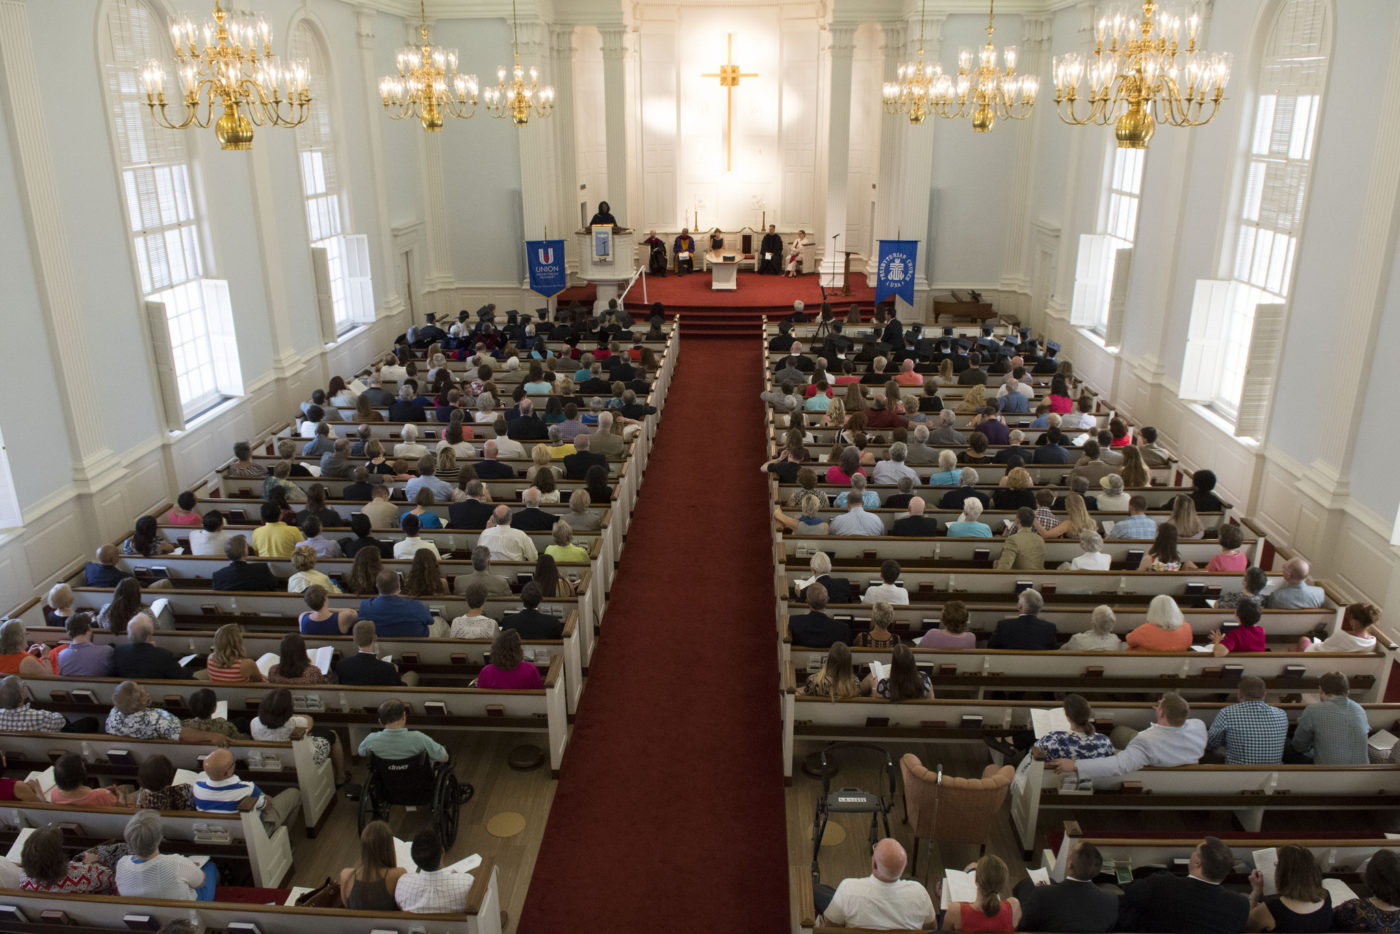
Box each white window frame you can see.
[1184,0,1328,425]
[291,22,372,340]
[0,425,22,530]
[1071,143,1144,341]
[100,0,241,424]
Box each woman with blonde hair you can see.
[935,358,956,387]
[287,544,340,594]
[1119,445,1149,488]
[820,397,847,430]
[944,854,1019,931]
[1126,594,1191,651]
[565,488,600,531]
[773,494,829,535]
[205,624,263,683]
[1039,493,1099,539]
[855,602,900,649]
[800,642,864,700]
[956,383,987,414]
[526,443,561,483]
[1166,494,1204,540]
[992,467,1036,510]
[45,583,75,628]
[545,521,590,564]
[435,446,458,478]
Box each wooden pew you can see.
[0,732,335,837]
[776,536,1255,572]
[19,659,571,774]
[0,867,501,934]
[0,801,292,888]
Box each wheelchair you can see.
[357,752,474,847]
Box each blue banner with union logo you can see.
[526,239,567,298]
[875,240,919,305]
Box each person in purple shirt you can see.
[357,570,432,638]
[476,630,544,690]
[972,408,1011,446]
[56,614,115,678]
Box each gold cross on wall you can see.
[702,33,757,172]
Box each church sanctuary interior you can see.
[3,0,1400,931]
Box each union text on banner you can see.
[875,240,919,306]
[526,239,567,298]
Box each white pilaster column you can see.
[246,139,304,371]
[551,24,580,264]
[407,19,453,306]
[516,20,559,254]
[0,0,120,485]
[822,23,858,286]
[600,25,629,223]
[1046,2,1098,325]
[897,15,944,314]
[997,14,1051,311]
[355,8,403,316]
[871,20,907,275]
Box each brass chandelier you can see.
[1052,0,1231,149]
[142,0,311,151]
[929,0,1037,132]
[882,0,936,124]
[379,1,478,131]
[483,0,554,126]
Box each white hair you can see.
[961,498,984,521]
[913,424,929,443]
[959,467,979,486]
[794,300,804,312]
[1019,588,1044,615]
[1146,594,1184,630]
[810,551,832,575]
[938,449,957,471]
[1091,605,1117,636]
[401,423,418,443]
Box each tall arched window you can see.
[1181,0,1329,435]
[99,0,242,426]
[1070,142,1145,345]
[291,21,373,339]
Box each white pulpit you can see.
[573,229,636,313]
[709,255,739,290]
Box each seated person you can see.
[1117,837,1248,934]
[55,612,114,678]
[300,584,358,636]
[863,643,931,701]
[944,854,1020,932]
[358,698,448,763]
[917,600,975,650]
[1061,605,1125,651]
[49,753,130,807]
[1051,692,1206,782]
[193,748,302,830]
[395,829,474,913]
[1208,600,1266,655]
[135,755,196,811]
[477,630,543,690]
[116,809,217,901]
[816,838,935,929]
[1300,602,1382,653]
[251,686,348,785]
[182,687,243,741]
[1333,848,1400,932]
[1032,693,1116,762]
[799,642,865,699]
[359,569,432,638]
[205,623,264,683]
[1126,594,1192,651]
[106,681,231,746]
[340,820,406,910]
[502,582,563,640]
[1246,844,1333,933]
[19,825,114,894]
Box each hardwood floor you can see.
[285,729,558,934]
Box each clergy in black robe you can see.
[759,225,784,274]
[588,200,617,227]
[643,230,668,276]
[674,229,696,275]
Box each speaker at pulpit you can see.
[574,228,636,313]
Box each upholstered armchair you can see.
[899,755,1014,876]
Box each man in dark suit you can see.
[474,440,519,480]
[1014,841,1119,932]
[335,620,409,686]
[1033,427,1071,465]
[507,398,549,441]
[447,480,496,529]
[604,352,635,383]
[211,536,280,592]
[768,321,796,353]
[987,588,1058,650]
[1053,476,1099,511]
[84,545,131,588]
[358,570,431,638]
[339,513,393,559]
[994,432,1034,465]
[415,313,446,346]
[937,470,992,511]
[1034,341,1061,374]
[958,352,987,385]
[1116,837,1249,934]
[388,385,427,422]
[512,489,557,532]
[341,467,375,502]
[787,583,851,648]
[111,614,185,681]
[502,583,563,639]
[563,433,607,480]
[891,498,943,538]
[579,364,613,395]
[879,310,903,348]
[779,342,815,372]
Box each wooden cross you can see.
[702,33,757,172]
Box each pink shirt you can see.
[51,787,119,808]
[1206,551,1248,573]
[477,663,543,690]
[918,629,976,650]
[1220,625,1266,653]
[1048,395,1074,414]
[166,509,202,527]
[825,466,865,485]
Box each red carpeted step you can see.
[517,335,787,933]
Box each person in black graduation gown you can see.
[588,201,617,227]
[759,225,784,274]
[643,230,668,276]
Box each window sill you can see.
[1076,326,1118,352]
[179,394,243,435]
[1187,402,1261,452]
[327,323,369,347]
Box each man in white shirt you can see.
[1052,692,1206,783]
[861,560,910,605]
[189,512,233,557]
[1060,396,1098,431]
[871,442,920,486]
[819,838,935,930]
[379,353,408,383]
[995,369,1034,402]
[829,497,886,536]
[393,423,429,460]
[395,829,473,913]
[490,424,526,459]
[392,514,441,560]
[476,506,539,562]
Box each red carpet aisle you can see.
[517,337,788,933]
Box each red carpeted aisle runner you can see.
[517,336,788,933]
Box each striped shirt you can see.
[206,658,250,683]
[193,774,266,813]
